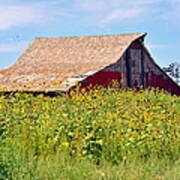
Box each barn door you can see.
[126,49,132,88]
[126,47,145,88]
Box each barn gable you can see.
[80,39,180,95]
[142,46,180,95]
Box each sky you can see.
[0,0,180,70]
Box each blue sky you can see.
[0,0,180,69]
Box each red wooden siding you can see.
[81,41,180,95]
[143,49,180,95]
[81,53,127,88]
[81,71,122,87]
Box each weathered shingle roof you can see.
[0,33,146,92]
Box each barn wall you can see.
[81,41,142,88]
[81,40,179,95]
[129,42,179,95]
[81,51,127,88]
[143,48,180,95]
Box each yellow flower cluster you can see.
[0,86,179,164]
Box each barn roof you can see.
[0,33,146,92]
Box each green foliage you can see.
[0,87,179,179]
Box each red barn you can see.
[0,33,179,95]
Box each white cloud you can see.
[102,8,144,24]
[0,41,29,53]
[0,2,53,30]
[71,0,154,25]
[79,0,107,11]
[0,0,180,30]
[73,0,180,26]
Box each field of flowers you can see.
[0,86,179,179]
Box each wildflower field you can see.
[0,87,180,180]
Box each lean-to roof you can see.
[0,33,146,92]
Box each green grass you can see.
[0,87,180,179]
[1,153,180,180]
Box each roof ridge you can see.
[35,32,147,39]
